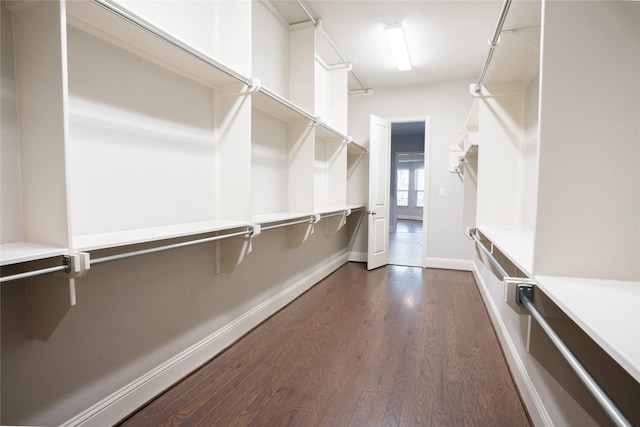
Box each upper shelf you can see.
[477,224,534,277]
[252,85,316,123]
[252,85,367,153]
[535,275,640,383]
[66,0,248,88]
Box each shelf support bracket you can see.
[289,215,318,248]
[325,209,350,235]
[26,272,75,341]
[215,226,257,274]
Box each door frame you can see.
[387,115,431,268]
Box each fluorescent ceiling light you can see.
[385,24,412,71]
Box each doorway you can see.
[388,121,426,267]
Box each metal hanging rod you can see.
[515,285,633,427]
[319,211,348,220]
[295,0,369,92]
[90,0,250,87]
[469,228,509,278]
[0,256,70,284]
[474,0,512,94]
[347,139,368,154]
[317,122,368,153]
[261,216,316,232]
[454,167,464,183]
[91,227,253,266]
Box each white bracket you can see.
[54,252,91,279]
[248,77,262,92]
[249,224,261,237]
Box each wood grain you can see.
[119,263,531,427]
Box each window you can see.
[415,168,424,207]
[397,169,409,206]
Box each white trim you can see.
[385,115,431,269]
[348,251,367,263]
[425,257,473,271]
[471,259,552,427]
[62,251,350,427]
[397,215,422,221]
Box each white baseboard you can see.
[62,251,350,427]
[348,251,367,263]
[397,215,423,221]
[425,257,473,271]
[471,260,552,427]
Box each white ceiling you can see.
[268,0,542,92]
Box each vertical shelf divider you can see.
[11,0,75,340]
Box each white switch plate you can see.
[439,188,445,197]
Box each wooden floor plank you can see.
[118,263,531,427]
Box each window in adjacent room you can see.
[397,169,409,206]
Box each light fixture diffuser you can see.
[384,24,412,71]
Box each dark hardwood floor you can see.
[119,263,531,427]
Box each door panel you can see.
[367,115,390,270]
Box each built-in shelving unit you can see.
[0,0,370,348]
[1,0,366,272]
[465,2,639,425]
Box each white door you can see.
[367,115,391,270]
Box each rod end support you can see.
[516,283,534,306]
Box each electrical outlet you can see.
[439,188,445,197]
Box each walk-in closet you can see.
[1,0,637,426]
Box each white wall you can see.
[252,0,289,96]
[348,80,475,265]
[1,2,23,244]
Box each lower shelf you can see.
[476,224,534,277]
[0,242,69,267]
[534,275,640,383]
[73,220,251,252]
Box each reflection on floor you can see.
[389,219,423,267]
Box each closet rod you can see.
[317,122,368,153]
[91,0,250,87]
[516,285,633,427]
[319,211,347,220]
[474,0,512,94]
[295,0,369,92]
[257,86,317,122]
[260,216,315,232]
[348,140,368,154]
[0,258,69,284]
[469,228,509,278]
[91,228,252,266]
[459,145,476,164]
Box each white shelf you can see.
[253,87,315,123]
[476,224,534,277]
[73,220,250,251]
[0,243,69,267]
[251,212,312,224]
[315,206,349,216]
[535,275,640,383]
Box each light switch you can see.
[439,188,445,197]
